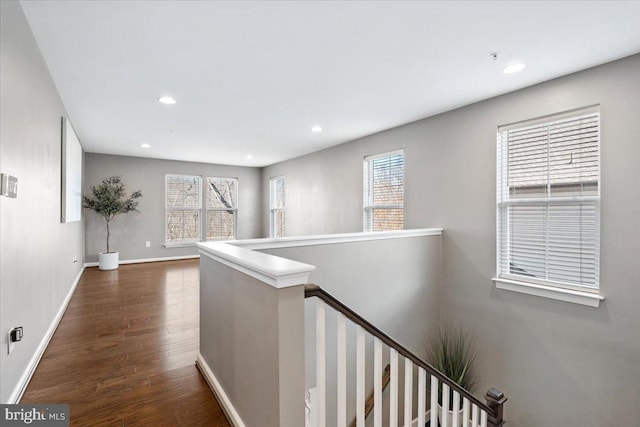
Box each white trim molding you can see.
[197,242,315,288]
[84,254,199,268]
[232,228,443,251]
[163,243,196,248]
[493,277,604,307]
[7,266,85,403]
[196,354,246,427]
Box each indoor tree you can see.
[83,176,142,253]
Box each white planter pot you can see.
[438,404,465,427]
[99,251,119,270]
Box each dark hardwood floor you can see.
[21,259,230,426]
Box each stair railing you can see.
[305,284,507,427]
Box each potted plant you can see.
[83,176,142,270]
[428,325,478,427]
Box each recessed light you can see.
[311,126,323,133]
[503,63,526,74]
[158,96,176,104]
[245,154,254,160]
[141,143,151,148]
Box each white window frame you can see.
[363,149,405,232]
[164,174,239,246]
[269,176,285,238]
[165,174,203,246]
[205,176,239,241]
[493,106,603,307]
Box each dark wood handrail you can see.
[305,284,507,425]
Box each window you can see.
[166,175,202,244]
[205,177,238,240]
[269,176,285,238]
[363,150,404,232]
[165,175,238,245]
[496,107,600,296]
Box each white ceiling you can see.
[20,0,640,167]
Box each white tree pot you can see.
[438,404,465,427]
[99,251,119,270]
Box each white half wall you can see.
[237,229,443,426]
[198,243,313,427]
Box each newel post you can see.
[485,388,508,427]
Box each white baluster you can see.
[472,403,479,427]
[404,358,412,427]
[452,390,460,427]
[337,313,346,427]
[356,326,365,427]
[480,410,487,427]
[390,348,398,426]
[442,383,450,427]
[316,300,326,427]
[430,375,438,427]
[374,338,382,427]
[462,397,470,427]
[417,368,426,427]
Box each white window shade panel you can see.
[206,177,238,240]
[270,176,285,238]
[364,150,404,232]
[497,109,600,291]
[206,210,236,240]
[271,177,285,210]
[166,175,201,209]
[165,175,202,244]
[206,177,237,209]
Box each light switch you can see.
[0,173,18,198]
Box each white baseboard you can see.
[85,254,200,267]
[7,266,85,404]
[196,354,246,427]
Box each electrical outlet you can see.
[145,241,151,248]
[73,255,78,264]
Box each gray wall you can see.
[199,255,305,427]
[0,1,85,403]
[262,55,640,426]
[84,153,263,262]
[261,141,379,237]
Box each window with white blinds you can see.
[363,150,404,232]
[269,176,285,238]
[165,175,202,244]
[496,108,600,291]
[165,175,238,244]
[205,177,238,240]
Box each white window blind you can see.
[205,177,238,240]
[497,108,600,291]
[363,150,404,232]
[165,175,202,244]
[270,176,285,238]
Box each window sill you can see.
[164,243,197,248]
[492,277,603,308]
[165,239,237,248]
